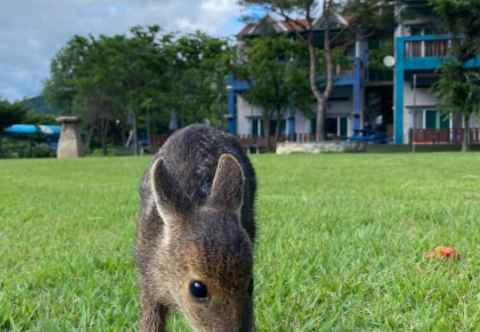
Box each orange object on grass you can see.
[425,246,460,260]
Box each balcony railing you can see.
[404,39,451,58]
[412,128,480,144]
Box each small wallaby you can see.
[136,124,256,332]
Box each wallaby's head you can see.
[150,153,254,332]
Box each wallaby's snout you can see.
[136,125,256,332]
[179,282,253,332]
[166,206,254,332]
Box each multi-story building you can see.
[227,2,480,144]
[394,0,480,144]
[226,14,373,140]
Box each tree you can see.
[238,0,394,142]
[160,32,233,128]
[430,0,480,151]
[0,99,27,132]
[44,27,232,155]
[234,35,312,149]
[44,36,90,116]
[44,26,170,154]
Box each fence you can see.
[404,39,451,58]
[411,128,480,144]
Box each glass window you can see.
[310,116,317,134]
[326,118,338,136]
[340,117,348,137]
[269,119,287,136]
[425,110,437,129]
[251,118,259,137]
[439,114,450,129]
[251,118,264,137]
[421,110,450,129]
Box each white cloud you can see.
[0,0,243,101]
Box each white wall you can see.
[295,111,308,134]
[402,82,439,143]
[401,81,480,143]
[236,93,354,136]
[236,94,262,135]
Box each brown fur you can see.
[136,125,256,332]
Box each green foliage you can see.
[0,139,54,159]
[233,35,312,144]
[43,26,233,152]
[400,0,434,21]
[342,0,395,37]
[0,99,27,132]
[368,39,393,71]
[430,0,480,62]
[430,0,480,150]
[23,111,57,125]
[3,154,480,330]
[238,0,395,141]
[160,32,233,127]
[434,63,480,116]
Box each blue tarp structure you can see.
[3,124,60,138]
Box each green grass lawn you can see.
[2,153,480,331]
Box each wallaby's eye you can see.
[189,281,208,300]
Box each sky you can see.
[0,0,262,102]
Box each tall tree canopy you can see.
[44,26,232,154]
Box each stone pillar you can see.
[56,116,82,159]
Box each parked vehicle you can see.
[348,129,388,144]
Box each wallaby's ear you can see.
[150,158,192,224]
[208,154,245,213]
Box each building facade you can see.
[394,0,480,143]
[228,3,480,144]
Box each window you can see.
[413,109,450,129]
[311,116,348,138]
[269,119,286,136]
[426,110,450,129]
[340,117,348,137]
[326,118,338,136]
[251,118,264,137]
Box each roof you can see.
[313,13,350,29]
[237,14,351,38]
[237,15,312,37]
[3,124,60,137]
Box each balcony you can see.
[404,39,450,58]
[396,34,480,71]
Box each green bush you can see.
[0,138,55,159]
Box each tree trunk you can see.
[320,0,335,141]
[274,110,281,142]
[263,114,272,152]
[120,124,127,147]
[146,109,151,150]
[101,119,110,156]
[130,111,138,156]
[463,113,471,152]
[85,125,95,154]
[308,32,325,142]
[316,99,327,142]
[308,0,335,142]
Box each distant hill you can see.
[24,96,61,115]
